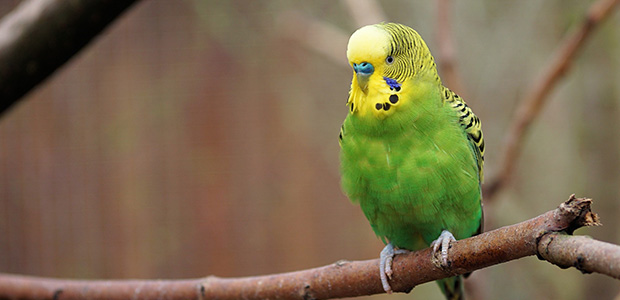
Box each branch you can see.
[341,0,387,28]
[484,0,620,199]
[277,0,387,69]
[0,0,140,116]
[277,11,349,67]
[539,234,620,279]
[0,195,615,300]
[435,0,467,98]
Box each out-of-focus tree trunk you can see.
[0,0,140,115]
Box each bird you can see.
[339,22,484,300]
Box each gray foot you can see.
[431,230,456,268]
[379,242,409,293]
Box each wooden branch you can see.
[484,0,620,199]
[0,195,615,300]
[539,233,620,279]
[278,0,386,68]
[435,0,467,98]
[277,11,349,67]
[341,0,387,28]
[0,0,140,115]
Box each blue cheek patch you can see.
[383,77,401,92]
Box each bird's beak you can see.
[353,62,374,92]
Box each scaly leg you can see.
[379,242,409,293]
[430,229,456,268]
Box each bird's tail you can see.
[437,275,464,300]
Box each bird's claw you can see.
[379,243,409,293]
[431,230,456,269]
[380,243,395,293]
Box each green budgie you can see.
[339,23,484,299]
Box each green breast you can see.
[340,90,482,251]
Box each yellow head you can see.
[346,23,438,119]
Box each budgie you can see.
[339,23,484,300]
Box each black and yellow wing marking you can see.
[338,124,345,147]
[442,86,485,182]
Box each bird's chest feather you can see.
[343,126,454,208]
[340,112,481,248]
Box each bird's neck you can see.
[346,75,443,137]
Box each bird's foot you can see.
[379,242,409,293]
[430,230,456,269]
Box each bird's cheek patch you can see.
[383,77,401,92]
[384,77,401,109]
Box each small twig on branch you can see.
[0,195,615,300]
[0,0,140,116]
[483,0,620,199]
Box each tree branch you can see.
[0,0,140,116]
[435,0,467,98]
[539,233,620,279]
[483,0,620,199]
[0,195,615,300]
[277,0,386,69]
[341,0,387,28]
[277,10,349,67]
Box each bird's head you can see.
[347,25,389,93]
[346,23,438,118]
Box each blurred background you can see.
[0,1,619,299]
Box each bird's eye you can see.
[386,56,394,64]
